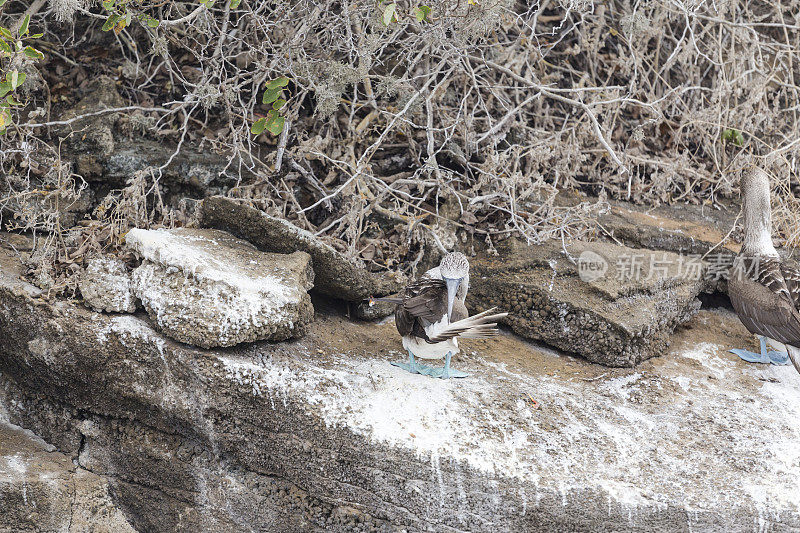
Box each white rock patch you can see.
[78,256,137,313]
[126,228,314,348]
[218,342,800,517]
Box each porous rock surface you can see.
[466,238,705,367]
[126,227,314,348]
[79,255,138,313]
[599,201,740,257]
[0,419,137,533]
[198,196,405,303]
[1,247,799,532]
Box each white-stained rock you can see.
[79,255,138,313]
[1,246,800,531]
[0,420,137,533]
[125,227,314,348]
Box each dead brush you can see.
[0,0,800,291]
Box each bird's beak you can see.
[445,277,461,322]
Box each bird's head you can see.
[439,252,469,322]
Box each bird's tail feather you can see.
[787,345,800,375]
[427,307,508,343]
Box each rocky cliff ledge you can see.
[1,244,799,532]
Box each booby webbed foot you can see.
[391,350,438,376]
[730,336,790,366]
[430,352,469,379]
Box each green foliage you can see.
[413,6,431,22]
[380,3,432,25]
[100,0,242,34]
[382,3,397,25]
[252,77,289,136]
[0,12,44,134]
[722,128,745,147]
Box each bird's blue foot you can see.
[431,352,469,379]
[391,351,438,376]
[730,336,790,366]
[768,351,791,365]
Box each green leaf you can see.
[0,109,11,132]
[382,3,397,25]
[272,98,286,110]
[28,32,44,39]
[0,40,10,54]
[413,5,431,22]
[0,81,11,98]
[262,87,281,105]
[722,128,745,147]
[251,117,267,135]
[19,15,30,36]
[0,26,13,40]
[6,94,21,106]
[0,0,8,8]
[102,14,120,32]
[265,113,285,135]
[230,0,241,7]
[102,0,115,9]
[265,77,289,90]
[23,46,44,60]
[146,17,160,28]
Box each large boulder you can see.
[198,196,405,302]
[466,238,705,367]
[126,227,314,348]
[0,247,799,532]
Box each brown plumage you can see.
[727,168,800,374]
[394,277,505,344]
[395,278,455,342]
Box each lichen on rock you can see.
[126,227,314,348]
[78,255,138,313]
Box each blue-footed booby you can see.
[728,167,800,373]
[374,252,507,379]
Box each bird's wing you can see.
[401,278,448,326]
[394,278,447,341]
[394,304,415,338]
[780,258,800,310]
[729,255,800,348]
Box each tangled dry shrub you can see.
[2,0,800,292]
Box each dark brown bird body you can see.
[728,168,800,374]
[395,278,467,344]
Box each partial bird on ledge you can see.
[372,252,508,379]
[728,167,800,374]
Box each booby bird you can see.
[727,167,800,374]
[375,252,507,379]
